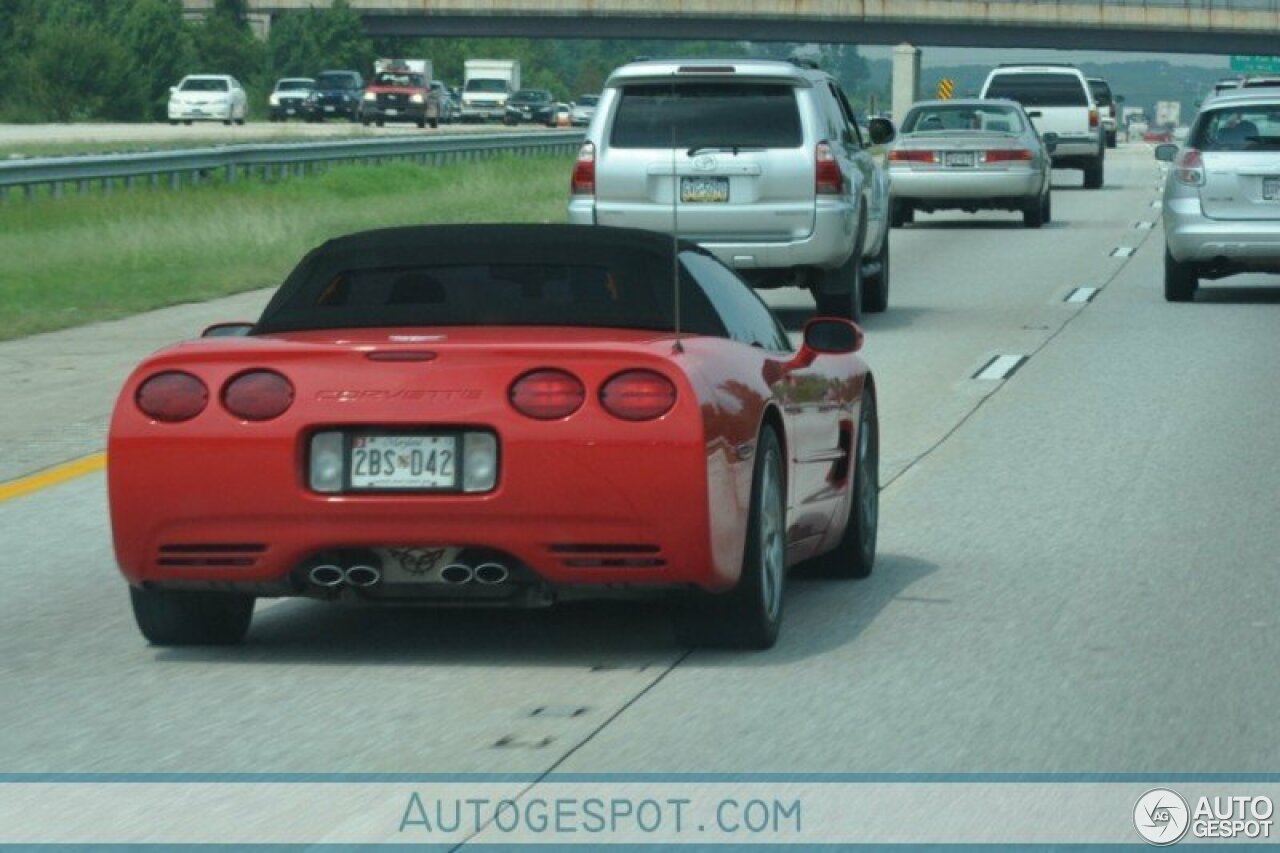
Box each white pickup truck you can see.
[980,65,1105,189]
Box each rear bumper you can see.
[1164,196,1280,265]
[890,169,1041,201]
[363,104,431,122]
[1050,137,1102,162]
[168,105,232,121]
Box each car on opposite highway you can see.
[887,98,1054,229]
[431,81,457,123]
[570,94,600,126]
[503,89,557,125]
[361,64,443,128]
[1087,77,1119,149]
[167,75,248,126]
[268,77,314,122]
[568,58,897,320]
[1155,88,1280,301]
[980,64,1105,188]
[108,224,881,651]
[302,70,364,122]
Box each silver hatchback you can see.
[567,58,896,320]
[1156,90,1280,301]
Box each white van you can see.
[979,65,1104,188]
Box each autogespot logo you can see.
[1135,788,1191,846]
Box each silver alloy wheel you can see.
[759,446,785,622]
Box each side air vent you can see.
[548,544,665,569]
[157,543,266,568]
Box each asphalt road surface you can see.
[3,145,1277,803]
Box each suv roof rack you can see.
[997,62,1078,68]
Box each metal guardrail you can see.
[0,131,585,201]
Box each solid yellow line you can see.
[0,453,107,504]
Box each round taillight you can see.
[600,370,677,421]
[135,371,208,422]
[509,369,585,420]
[222,370,294,421]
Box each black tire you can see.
[1022,194,1045,228]
[417,118,427,129]
[130,586,254,646]
[814,252,862,323]
[169,120,178,126]
[223,119,232,126]
[429,117,439,129]
[376,120,385,128]
[1083,155,1104,189]
[807,387,878,579]
[183,121,192,126]
[673,427,786,650]
[1106,130,1118,149]
[1043,191,1052,224]
[861,228,890,314]
[890,199,914,228]
[1164,248,1198,302]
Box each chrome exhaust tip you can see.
[345,564,382,588]
[309,564,346,588]
[473,562,509,585]
[440,563,474,585]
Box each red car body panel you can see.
[108,325,869,597]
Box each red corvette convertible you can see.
[109,225,879,649]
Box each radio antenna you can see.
[670,70,683,354]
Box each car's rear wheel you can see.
[861,229,890,314]
[1106,130,1118,149]
[807,387,878,579]
[1022,194,1046,228]
[1083,155,1104,189]
[673,426,786,650]
[1164,247,1198,302]
[815,253,862,322]
[890,199,914,228]
[130,587,254,646]
[1043,190,1052,224]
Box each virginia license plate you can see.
[1264,177,1280,201]
[385,108,398,116]
[681,176,729,203]
[945,151,976,167]
[324,106,336,112]
[350,435,457,490]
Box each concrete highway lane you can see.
[4,146,1276,793]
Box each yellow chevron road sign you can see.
[937,78,955,100]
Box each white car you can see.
[168,75,248,126]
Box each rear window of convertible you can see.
[985,73,1089,107]
[610,82,803,149]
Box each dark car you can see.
[303,70,364,122]
[504,89,556,126]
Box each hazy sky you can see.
[861,45,1230,69]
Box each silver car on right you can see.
[1157,88,1280,301]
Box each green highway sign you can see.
[1230,55,1280,73]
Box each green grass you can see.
[0,128,397,160]
[0,154,573,340]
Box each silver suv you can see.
[567,58,896,320]
[1156,89,1280,301]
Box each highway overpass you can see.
[182,0,1280,55]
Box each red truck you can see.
[360,59,442,129]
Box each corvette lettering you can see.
[316,389,482,402]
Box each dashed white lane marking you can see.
[1111,246,1136,258]
[973,354,1028,381]
[1065,287,1099,304]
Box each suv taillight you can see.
[599,370,677,421]
[571,141,595,195]
[1089,108,1100,129]
[1174,148,1205,187]
[815,142,843,195]
[136,371,208,422]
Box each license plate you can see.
[324,106,335,113]
[1265,177,1280,201]
[350,435,457,490]
[385,108,398,116]
[945,151,976,167]
[681,176,729,203]
[285,109,296,115]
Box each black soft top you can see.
[254,224,724,336]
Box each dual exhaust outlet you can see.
[307,561,510,588]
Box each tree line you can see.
[0,0,875,122]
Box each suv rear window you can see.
[610,82,802,149]
[985,73,1088,107]
[1088,80,1113,106]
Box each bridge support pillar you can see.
[892,43,921,122]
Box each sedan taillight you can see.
[136,371,208,422]
[599,370,677,421]
[509,369,585,420]
[222,370,294,421]
[571,141,595,195]
[887,149,937,164]
[1174,148,1205,187]
[984,149,1033,163]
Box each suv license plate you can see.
[681,176,729,203]
[349,435,457,490]
[945,151,976,167]
[1264,177,1280,201]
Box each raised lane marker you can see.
[1111,247,1136,258]
[0,453,106,504]
[1065,287,1099,304]
[973,354,1027,381]
[1134,221,1155,230]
